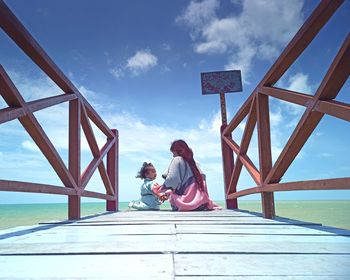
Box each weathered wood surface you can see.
[0,209,349,279]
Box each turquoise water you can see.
[1,200,349,230]
[238,200,350,230]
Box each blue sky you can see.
[0,0,349,204]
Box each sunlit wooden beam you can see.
[262,0,344,86]
[227,177,350,199]
[81,138,116,189]
[265,31,350,185]
[0,180,76,195]
[0,66,77,189]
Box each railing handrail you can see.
[221,0,350,218]
[0,0,119,219]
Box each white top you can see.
[162,156,203,190]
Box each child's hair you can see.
[136,162,155,179]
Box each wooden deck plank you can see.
[0,210,349,278]
[177,233,350,243]
[32,223,349,236]
[1,238,348,255]
[175,224,350,235]
[75,216,268,221]
[0,255,174,279]
[0,235,176,254]
[40,223,177,234]
[175,277,348,280]
[174,254,350,277]
[176,238,350,254]
[62,210,323,226]
[1,236,348,254]
[39,213,319,226]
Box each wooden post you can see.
[256,93,275,219]
[68,99,81,220]
[219,93,227,125]
[221,126,237,208]
[106,129,118,211]
[219,93,237,209]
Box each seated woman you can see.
[153,139,221,211]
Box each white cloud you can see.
[194,17,239,54]
[257,43,279,60]
[287,72,313,94]
[0,71,109,154]
[266,71,315,162]
[78,85,98,100]
[237,122,246,132]
[6,71,63,101]
[126,49,158,75]
[161,43,172,51]
[199,110,221,134]
[0,96,6,108]
[103,51,113,65]
[21,140,40,152]
[269,108,283,128]
[177,0,304,83]
[109,49,158,78]
[224,44,256,84]
[340,166,350,171]
[109,67,124,79]
[275,72,313,127]
[176,0,220,39]
[161,65,171,73]
[104,110,222,161]
[318,153,333,158]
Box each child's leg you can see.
[129,200,154,211]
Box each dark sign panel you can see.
[201,70,242,95]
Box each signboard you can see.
[201,70,242,95]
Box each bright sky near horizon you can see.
[0,0,349,204]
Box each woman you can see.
[154,140,221,211]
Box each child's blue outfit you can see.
[129,178,161,210]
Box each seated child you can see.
[128,162,165,210]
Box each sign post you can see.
[201,70,242,209]
[219,93,227,125]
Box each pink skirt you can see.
[167,180,222,211]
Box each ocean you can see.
[1,200,349,231]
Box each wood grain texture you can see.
[1,210,349,278]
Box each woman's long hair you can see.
[170,140,204,191]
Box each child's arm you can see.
[152,183,170,202]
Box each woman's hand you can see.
[152,183,167,201]
[159,193,168,202]
[160,189,172,202]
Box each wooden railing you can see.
[0,0,118,219]
[221,0,350,218]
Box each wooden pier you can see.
[0,209,349,279]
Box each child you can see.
[128,162,165,210]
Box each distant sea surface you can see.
[1,200,349,230]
